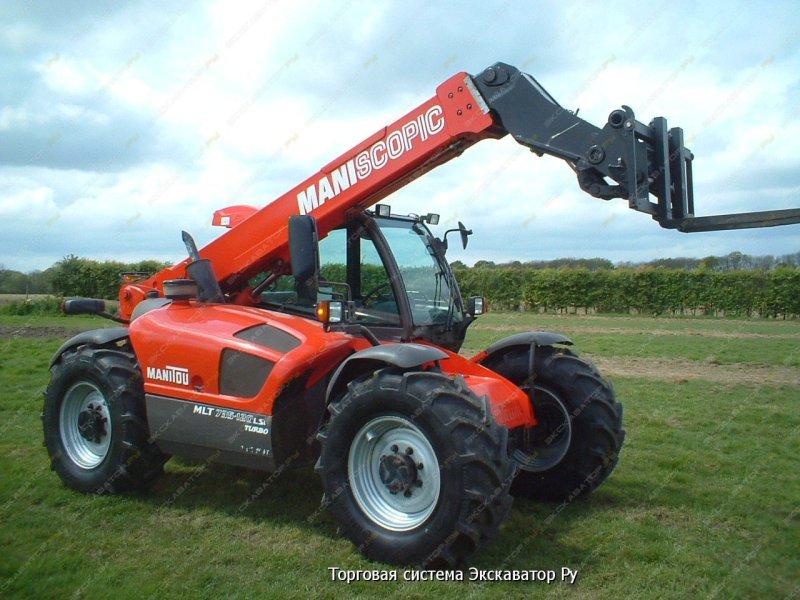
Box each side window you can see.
[357,235,399,323]
[318,228,347,283]
[261,229,347,312]
[261,229,348,309]
[318,228,347,300]
[259,225,400,326]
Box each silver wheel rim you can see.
[513,386,572,472]
[348,415,440,532]
[59,381,112,469]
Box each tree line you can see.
[454,251,800,272]
[2,252,799,317]
[0,255,170,299]
[454,266,800,317]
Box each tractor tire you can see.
[316,369,514,567]
[481,346,624,502]
[43,345,167,494]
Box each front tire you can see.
[43,345,167,494]
[316,369,514,567]
[482,346,624,502]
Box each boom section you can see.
[119,72,503,319]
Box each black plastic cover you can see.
[234,324,301,354]
[219,349,274,397]
[62,298,106,315]
[49,328,129,367]
[288,215,320,282]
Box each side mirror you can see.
[458,221,471,250]
[288,215,320,302]
[466,296,487,316]
[442,221,473,252]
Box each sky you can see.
[2,0,799,272]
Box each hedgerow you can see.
[454,266,800,317]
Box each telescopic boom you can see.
[117,62,800,320]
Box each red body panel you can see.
[128,302,534,429]
[436,349,536,429]
[129,302,362,415]
[469,349,491,364]
[212,205,258,228]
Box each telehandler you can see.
[44,62,800,566]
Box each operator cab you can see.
[260,208,483,352]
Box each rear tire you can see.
[43,345,167,494]
[316,369,514,567]
[482,346,624,502]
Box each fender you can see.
[49,328,130,367]
[472,331,573,368]
[131,297,171,321]
[325,343,448,402]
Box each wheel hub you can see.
[512,385,572,473]
[59,381,113,469]
[348,416,440,531]
[379,446,422,496]
[527,398,567,444]
[77,403,107,443]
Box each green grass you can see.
[0,314,115,330]
[472,311,800,334]
[464,313,800,367]
[1,314,798,598]
[0,294,53,305]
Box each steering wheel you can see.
[360,281,393,306]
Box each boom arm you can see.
[118,62,800,320]
[471,65,800,232]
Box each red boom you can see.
[118,73,502,320]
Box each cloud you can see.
[1,0,798,274]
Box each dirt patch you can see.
[474,325,800,339]
[586,355,800,387]
[590,326,800,339]
[0,325,91,340]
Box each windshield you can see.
[376,218,462,327]
[258,216,462,330]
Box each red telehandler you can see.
[44,62,800,567]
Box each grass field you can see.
[0,295,53,305]
[1,312,798,599]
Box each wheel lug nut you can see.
[404,490,412,497]
[391,445,399,453]
[405,447,413,455]
[417,463,423,470]
[416,480,423,487]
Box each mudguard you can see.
[472,331,573,368]
[49,328,130,367]
[485,331,572,355]
[325,343,448,402]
